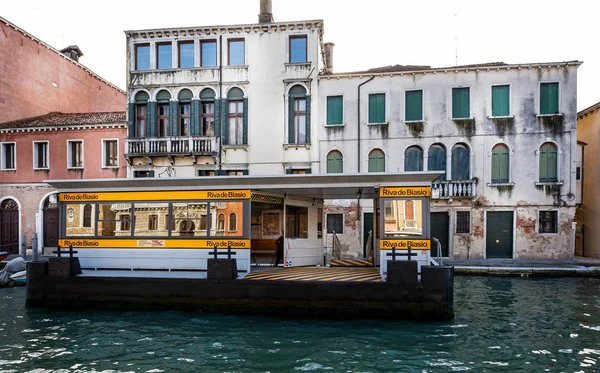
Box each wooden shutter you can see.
[327,96,343,125]
[451,145,470,180]
[243,97,248,145]
[405,90,423,121]
[288,98,295,143]
[127,103,136,137]
[369,94,385,123]
[452,88,470,119]
[540,143,558,182]
[492,145,509,183]
[492,85,510,117]
[147,101,157,138]
[540,83,559,115]
[404,147,423,171]
[191,100,201,136]
[221,99,229,145]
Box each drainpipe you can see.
[357,76,374,173]
[218,35,223,173]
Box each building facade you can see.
[0,112,127,254]
[576,102,600,258]
[319,61,581,259]
[0,16,125,123]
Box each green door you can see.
[431,212,449,257]
[363,213,374,258]
[486,211,513,258]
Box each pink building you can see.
[0,112,127,254]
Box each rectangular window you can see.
[326,96,343,125]
[226,170,245,176]
[178,41,194,68]
[452,87,470,119]
[33,141,49,169]
[228,100,244,145]
[148,214,158,231]
[157,103,169,137]
[540,82,559,115]
[103,140,118,167]
[1,143,16,170]
[292,97,307,144]
[405,90,423,121]
[120,214,131,233]
[286,205,308,239]
[539,210,557,233]
[289,35,307,63]
[201,40,217,67]
[201,102,215,136]
[156,43,172,69]
[179,103,190,136]
[576,166,581,180]
[491,85,510,117]
[198,170,216,177]
[228,39,245,66]
[326,213,343,234]
[368,93,385,123]
[135,104,147,137]
[456,211,470,234]
[67,140,83,168]
[133,170,154,178]
[135,44,150,70]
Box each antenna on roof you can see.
[454,13,458,66]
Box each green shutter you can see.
[540,143,558,182]
[286,169,292,174]
[191,100,201,136]
[221,99,229,145]
[288,98,295,144]
[405,90,423,121]
[369,94,385,123]
[452,88,470,119]
[540,83,559,115]
[327,96,343,125]
[492,85,510,117]
[451,145,470,180]
[305,95,310,144]
[127,103,136,137]
[214,99,221,139]
[305,168,312,174]
[492,145,509,183]
[243,97,248,145]
[404,147,423,172]
[169,101,178,136]
[327,152,342,173]
[147,101,157,138]
[368,150,385,172]
[242,169,249,175]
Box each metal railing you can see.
[125,136,218,156]
[431,237,442,266]
[432,179,477,199]
[331,231,342,261]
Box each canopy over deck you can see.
[45,172,444,200]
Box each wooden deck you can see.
[242,266,382,282]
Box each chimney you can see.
[258,0,274,23]
[324,42,335,73]
[60,45,83,62]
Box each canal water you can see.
[1,276,599,372]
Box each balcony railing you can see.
[432,179,477,200]
[125,137,218,157]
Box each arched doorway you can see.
[43,195,59,250]
[0,199,19,254]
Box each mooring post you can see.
[32,233,39,262]
[20,235,27,260]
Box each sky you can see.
[2,0,598,111]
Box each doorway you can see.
[486,211,514,258]
[43,196,59,249]
[0,199,19,254]
[431,212,449,257]
[363,212,373,258]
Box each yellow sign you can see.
[59,190,251,202]
[380,239,431,250]
[380,187,431,198]
[59,238,250,249]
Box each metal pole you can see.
[20,235,26,259]
[32,233,39,262]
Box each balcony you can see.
[125,136,218,163]
[432,179,477,200]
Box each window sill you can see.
[537,113,563,118]
[452,117,475,121]
[455,232,471,237]
[33,168,50,171]
[285,62,312,67]
[284,144,311,149]
[538,231,558,235]
[222,145,248,150]
[1,168,16,171]
[534,182,563,186]
[224,64,249,69]
[324,123,345,128]
[404,120,424,124]
[488,115,514,119]
[67,167,84,170]
[366,122,388,126]
[487,182,514,187]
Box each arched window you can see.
[451,144,470,180]
[178,89,193,137]
[179,219,195,237]
[83,204,92,228]
[539,142,558,182]
[368,149,385,172]
[428,144,446,180]
[217,213,226,233]
[228,213,237,232]
[227,88,244,145]
[491,144,509,184]
[134,91,149,137]
[289,85,309,144]
[327,150,343,173]
[156,90,171,137]
[200,88,216,137]
[404,146,423,171]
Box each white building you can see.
[318,61,581,259]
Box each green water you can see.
[1,276,599,372]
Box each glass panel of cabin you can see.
[65,203,96,236]
[133,202,170,236]
[98,203,130,237]
[171,202,210,237]
[208,201,244,237]
[383,199,423,237]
